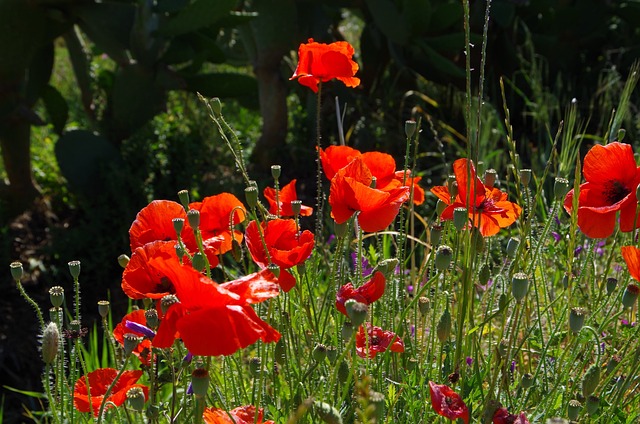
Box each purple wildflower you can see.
[125,320,156,339]
[466,357,473,367]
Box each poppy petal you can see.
[622,245,640,282]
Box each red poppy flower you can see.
[431,158,522,237]
[151,257,280,356]
[245,219,314,292]
[73,368,148,416]
[122,240,179,300]
[336,271,386,315]
[129,200,186,251]
[621,245,640,281]
[564,142,640,238]
[290,38,360,93]
[355,323,404,359]
[320,146,425,205]
[263,179,313,217]
[492,407,530,424]
[113,310,152,366]
[329,156,410,232]
[203,405,274,424]
[428,381,469,424]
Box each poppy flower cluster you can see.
[73,369,148,416]
[112,309,152,366]
[203,405,274,424]
[355,323,405,359]
[563,142,640,238]
[431,158,522,237]
[336,271,386,315]
[429,381,469,423]
[492,407,530,424]
[290,38,360,93]
[263,179,313,217]
[320,146,420,232]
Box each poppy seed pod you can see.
[519,169,532,186]
[68,260,81,279]
[274,339,286,365]
[621,284,640,308]
[567,399,582,421]
[177,189,190,209]
[430,224,443,246]
[117,254,130,268]
[405,120,417,138]
[249,357,261,378]
[511,272,529,302]
[435,245,453,271]
[10,261,23,281]
[191,252,206,272]
[186,209,200,230]
[290,200,302,216]
[521,372,534,388]
[145,309,159,329]
[172,218,184,236]
[271,165,281,180]
[418,297,430,316]
[245,187,259,210]
[376,258,399,277]
[231,239,243,262]
[453,207,468,230]
[160,294,179,314]
[191,368,210,397]
[554,177,569,201]
[126,386,146,412]
[370,176,377,189]
[447,175,458,197]
[337,359,350,384]
[267,263,280,278]
[436,200,447,217]
[606,277,618,295]
[123,333,142,356]
[334,220,348,238]
[484,168,497,188]
[49,286,64,308]
[41,322,59,364]
[344,300,368,327]
[97,300,110,318]
[341,321,354,341]
[312,343,327,362]
[569,307,587,334]
[582,363,600,398]
[436,308,451,343]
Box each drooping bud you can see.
[126,386,146,412]
[344,300,368,327]
[405,120,417,138]
[118,254,130,268]
[249,357,261,378]
[68,261,81,279]
[479,264,491,285]
[97,300,110,318]
[511,272,529,302]
[326,345,337,363]
[41,322,59,364]
[435,245,453,271]
[521,372,534,389]
[49,286,65,308]
[191,368,210,397]
[10,261,23,281]
[178,190,190,209]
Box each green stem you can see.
[97,355,132,423]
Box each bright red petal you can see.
[361,151,396,188]
[622,245,640,282]
[429,381,469,424]
[320,145,362,181]
[121,240,178,300]
[129,200,186,251]
[453,158,486,208]
[583,142,637,185]
[220,268,280,303]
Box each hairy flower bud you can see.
[41,322,59,364]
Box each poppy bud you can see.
[314,401,343,424]
[126,386,146,412]
[506,237,520,258]
[471,228,484,254]
[271,164,281,180]
[210,97,222,117]
[521,372,534,388]
[186,209,200,230]
[334,220,348,238]
[430,224,443,246]
[369,390,385,422]
[338,359,350,384]
[376,258,398,276]
[606,277,618,295]
[10,261,23,281]
[341,321,354,341]
[178,189,190,209]
[418,297,430,316]
[405,120,417,138]
[436,200,447,217]
[585,395,599,415]
[447,175,458,197]
[435,245,453,271]
[312,343,327,362]
[123,333,142,356]
[453,207,468,230]
[511,272,529,302]
[479,264,491,285]
[97,300,110,318]
[370,176,377,189]
[244,186,258,209]
[231,239,243,262]
[49,286,64,308]
[145,309,159,329]
[498,293,508,311]
[344,300,368,327]
[567,399,582,421]
[581,363,600,398]
[161,294,179,314]
[617,128,626,142]
[192,252,206,272]
[118,254,130,268]
[49,306,62,322]
[553,177,569,201]
[291,200,302,216]
[172,218,184,236]
[621,283,640,308]
[519,168,532,186]
[41,322,59,364]
[268,263,280,278]
[191,368,210,397]
[436,308,451,343]
[249,357,261,378]
[569,307,587,334]
[68,260,81,279]
[484,168,497,188]
[175,243,185,260]
[326,345,337,363]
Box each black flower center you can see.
[604,180,629,204]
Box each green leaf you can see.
[184,73,258,99]
[365,0,409,44]
[428,1,463,33]
[159,0,236,36]
[402,0,432,36]
[40,85,69,135]
[55,130,122,196]
[72,3,136,61]
[25,43,54,105]
[419,43,465,78]
[2,386,47,399]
